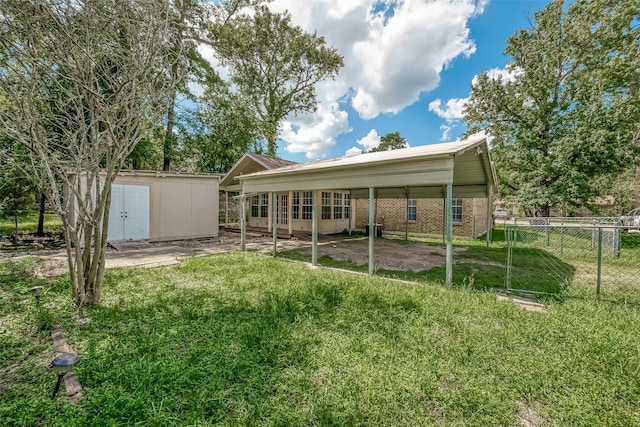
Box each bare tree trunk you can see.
[36,192,45,236]
[13,214,18,244]
[163,98,175,171]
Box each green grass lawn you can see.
[2,252,640,425]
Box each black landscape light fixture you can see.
[29,286,44,309]
[51,352,80,400]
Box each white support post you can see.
[240,194,246,251]
[369,187,375,276]
[224,191,229,227]
[312,190,318,265]
[486,184,493,246]
[288,190,293,236]
[272,192,277,257]
[445,183,453,287]
[267,192,272,232]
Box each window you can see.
[452,198,463,223]
[333,193,343,219]
[344,194,351,219]
[292,192,300,220]
[302,191,313,220]
[251,195,259,218]
[279,194,288,225]
[407,199,417,221]
[322,192,331,220]
[260,193,268,218]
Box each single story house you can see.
[235,135,498,285]
[67,171,220,242]
[222,146,492,239]
[220,153,353,234]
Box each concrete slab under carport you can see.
[237,136,498,287]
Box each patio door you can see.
[107,184,150,241]
[278,194,288,225]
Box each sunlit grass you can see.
[0,212,62,235]
[2,252,640,425]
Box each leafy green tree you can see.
[365,132,408,153]
[160,0,258,171]
[180,85,258,173]
[464,0,639,216]
[126,127,164,171]
[215,5,343,157]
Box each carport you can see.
[237,136,498,286]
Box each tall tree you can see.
[160,0,256,171]
[216,5,343,157]
[464,0,639,216]
[0,0,183,306]
[365,132,408,153]
[181,86,258,173]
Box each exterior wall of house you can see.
[247,191,351,234]
[67,172,219,241]
[354,197,488,238]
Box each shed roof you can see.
[238,136,497,199]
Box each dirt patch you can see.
[9,232,472,278]
[26,259,69,279]
[288,237,467,272]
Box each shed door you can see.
[108,184,149,241]
[107,184,125,241]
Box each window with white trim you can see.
[321,192,332,220]
[251,195,259,218]
[344,194,350,219]
[260,193,268,218]
[292,192,300,220]
[302,191,313,220]
[333,193,343,219]
[452,198,463,223]
[407,199,417,221]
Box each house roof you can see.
[238,136,498,199]
[220,152,297,190]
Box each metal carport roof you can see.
[238,136,497,198]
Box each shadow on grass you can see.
[60,271,420,425]
[279,240,575,299]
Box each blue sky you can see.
[258,0,553,163]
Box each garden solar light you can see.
[51,352,80,400]
[29,286,43,308]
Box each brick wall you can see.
[355,198,488,238]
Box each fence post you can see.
[505,226,512,291]
[596,226,602,296]
[560,218,564,254]
[546,222,550,246]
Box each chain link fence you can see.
[501,218,640,299]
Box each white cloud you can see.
[345,146,363,157]
[428,97,468,121]
[439,123,453,141]
[343,128,384,156]
[357,128,381,150]
[281,103,351,159]
[263,0,485,157]
[429,97,467,140]
[471,65,523,86]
